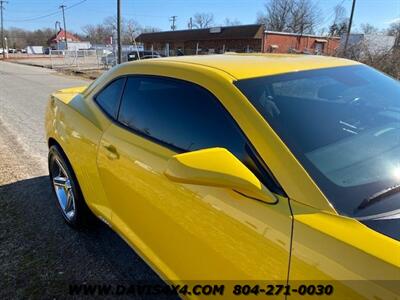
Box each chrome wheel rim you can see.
[52,158,76,220]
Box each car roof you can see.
[137,53,360,80]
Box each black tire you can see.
[48,145,96,228]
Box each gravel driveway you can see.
[0,62,175,299]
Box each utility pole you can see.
[0,0,8,59]
[117,0,122,64]
[55,21,61,50]
[188,17,193,29]
[55,21,61,34]
[343,0,356,56]
[170,16,177,31]
[59,4,68,50]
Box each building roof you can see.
[136,24,264,42]
[49,29,81,44]
[265,30,340,39]
[128,53,359,80]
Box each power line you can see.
[5,0,87,22]
[66,0,87,11]
[6,10,59,22]
[321,0,348,29]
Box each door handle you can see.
[103,143,120,160]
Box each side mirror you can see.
[164,148,277,204]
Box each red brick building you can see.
[136,24,340,56]
[137,24,265,55]
[264,31,340,55]
[48,29,81,48]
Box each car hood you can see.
[362,217,400,242]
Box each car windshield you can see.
[235,65,400,217]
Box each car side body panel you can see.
[45,88,113,221]
[98,123,293,282]
[289,200,400,299]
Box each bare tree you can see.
[257,0,320,34]
[4,27,77,48]
[257,0,293,31]
[224,18,241,26]
[387,21,400,47]
[329,4,348,36]
[83,16,145,44]
[360,23,379,35]
[102,16,118,33]
[140,26,161,33]
[25,28,57,47]
[354,41,400,79]
[387,21,400,37]
[125,19,141,43]
[287,0,321,34]
[332,4,346,26]
[4,27,28,49]
[82,24,112,44]
[191,13,215,29]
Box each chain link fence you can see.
[49,49,113,70]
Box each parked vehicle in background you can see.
[101,52,117,66]
[100,50,158,67]
[127,50,162,61]
[141,55,163,60]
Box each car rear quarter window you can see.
[95,77,126,119]
[118,76,245,156]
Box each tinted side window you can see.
[119,76,244,156]
[95,78,125,118]
[118,76,282,194]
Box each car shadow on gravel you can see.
[0,176,179,299]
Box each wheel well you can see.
[48,137,69,162]
[48,138,80,197]
[48,137,60,149]
[47,139,96,225]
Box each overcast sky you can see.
[4,0,400,33]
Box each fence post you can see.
[76,49,80,71]
[63,49,67,67]
[96,50,100,69]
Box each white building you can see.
[26,46,44,54]
[340,33,397,58]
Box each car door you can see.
[96,75,293,283]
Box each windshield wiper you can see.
[357,183,400,210]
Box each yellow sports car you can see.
[45,54,399,299]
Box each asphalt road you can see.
[0,62,174,299]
